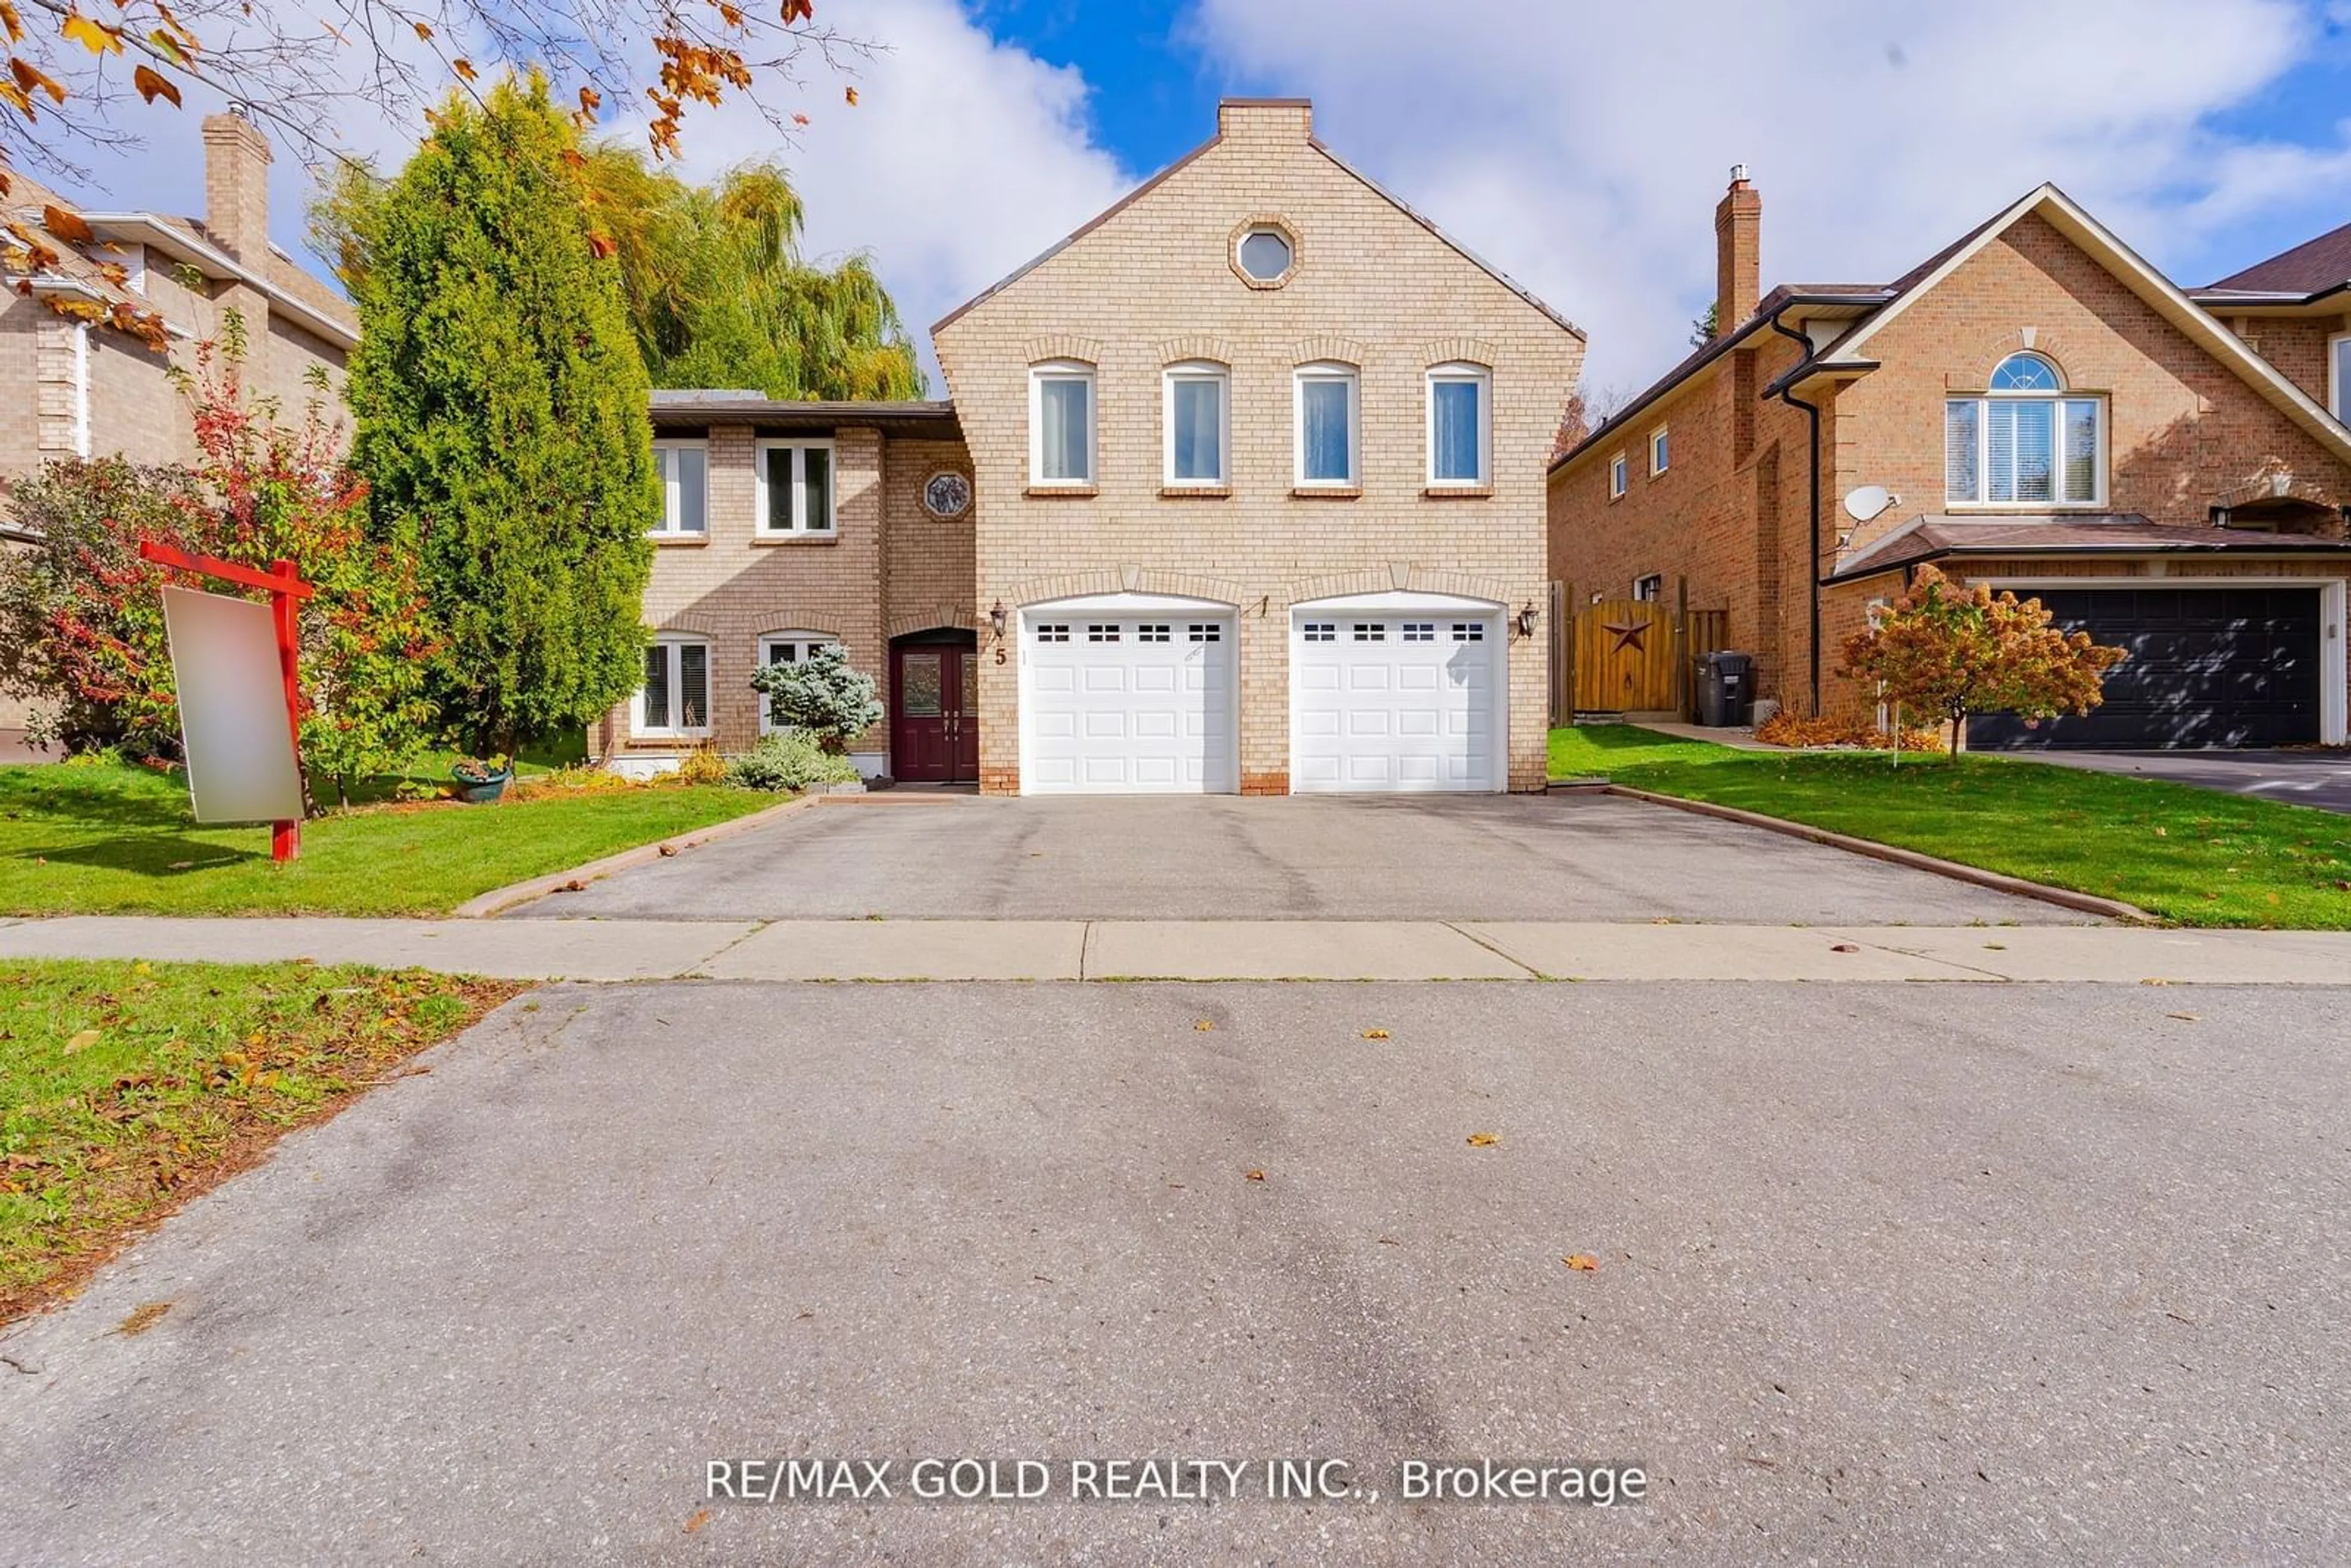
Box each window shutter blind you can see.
[1945,401,1979,501]
[679,645,709,729]
[2062,400,2098,502]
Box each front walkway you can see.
[4,914,2347,983]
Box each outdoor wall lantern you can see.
[989,599,1008,638]
[1515,602,1539,637]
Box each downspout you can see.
[1764,307,1823,716]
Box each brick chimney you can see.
[1714,165,1760,339]
[201,108,273,262]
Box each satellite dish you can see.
[1843,484,1893,522]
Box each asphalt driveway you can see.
[2011,749,2351,814]
[522,792,2080,925]
[4,981,2347,1564]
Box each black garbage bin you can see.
[1695,651,1754,727]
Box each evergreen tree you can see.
[580,146,927,400]
[341,73,656,756]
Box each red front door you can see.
[891,641,979,782]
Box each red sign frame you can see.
[138,540,315,862]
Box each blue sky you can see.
[28,0,2351,394]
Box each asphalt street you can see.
[5,980,2347,1564]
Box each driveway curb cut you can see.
[1602,784,2161,925]
[451,794,820,919]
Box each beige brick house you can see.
[610,99,1585,792]
[1548,176,2351,749]
[1,110,356,745]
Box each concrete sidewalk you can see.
[3,915,2349,984]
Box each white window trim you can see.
[650,438,708,537]
[753,437,837,535]
[633,634,713,740]
[1162,361,1231,486]
[1945,384,2109,511]
[1424,362,1491,487]
[1648,423,1670,478]
[755,629,839,734]
[1632,573,1663,602]
[1607,451,1629,500]
[2329,329,2350,424]
[1029,361,1097,487]
[1294,361,1360,488]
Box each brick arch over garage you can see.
[1280,565,1515,609]
[1002,566,1250,609]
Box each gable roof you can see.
[1557,188,2351,479]
[2203,217,2351,298]
[1782,184,2351,464]
[931,100,1581,342]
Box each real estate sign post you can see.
[144,543,313,861]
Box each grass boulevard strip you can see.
[1551,725,2351,929]
[0,959,516,1321]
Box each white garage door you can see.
[1291,607,1503,792]
[1024,612,1237,793]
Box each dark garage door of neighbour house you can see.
[1970,587,2322,750]
[891,631,980,783]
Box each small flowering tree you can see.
[749,642,883,752]
[0,313,440,808]
[1838,565,2126,757]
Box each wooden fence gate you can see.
[1558,590,1731,719]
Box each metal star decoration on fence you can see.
[1603,620,1649,655]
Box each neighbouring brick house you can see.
[1548,176,2351,749]
[608,99,1585,792]
[1,110,357,745]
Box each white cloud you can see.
[1187,0,2351,392]
[649,0,1139,390]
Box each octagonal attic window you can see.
[1238,227,1294,282]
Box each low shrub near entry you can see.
[725,730,860,792]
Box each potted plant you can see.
[450,755,512,803]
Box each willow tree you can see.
[580,146,926,401]
[340,73,656,757]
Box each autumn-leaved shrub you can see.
[1755,713,1942,752]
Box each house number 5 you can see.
[996,646,1007,665]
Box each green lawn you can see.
[1,959,514,1319]
[0,759,774,917]
[1551,724,2351,929]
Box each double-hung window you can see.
[637,637,711,738]
[1164,362,1229,485]
[651,440,707,536]
[1607,452,1629,500]
[2331,331,2350,423]
[1946,352,2103,506]
[1649,424,1670,477]
[1030,361,1096,486]
[756,631,838,733]
[756,439,835,534]
[1427,363,1490,486]
[1295,362,1359,487]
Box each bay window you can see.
[1946,352,2103,506]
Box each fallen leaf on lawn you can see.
[1466,1131,1499,1148]
[1829,943,1859,953]
[2151,826,2167,837]
[1362,1028,1390,1040]
[683,1508,711,1535]
[133,962,150,975]
[1245,1168,1266,1182]
[1194,1019,1215,1032]
[1564,1254,1599,1272]
[115,1301,171,1337]
[64,1029,100,1053]
[2166,1011,2200,1022]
